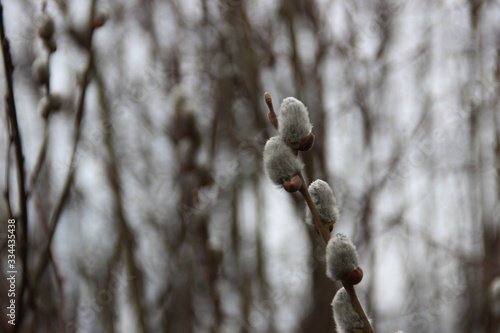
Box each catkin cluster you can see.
[263,95,372,333]
[263,97,314,192]
[263,96,341,230]
[33,8,61,119]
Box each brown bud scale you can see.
[298,133,315,151]
[343,267,363,285]
[283,174,302,192]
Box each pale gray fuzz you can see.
[263,136,303,185]
[278,97,312,147]
[332,287,364,333]
[326,233,359,281]
[305,179,339,228]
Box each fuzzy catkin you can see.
[278,97,312,147]
[332,288,364,333]
[263,136,303,185]
[326,233,359,281]
[305,179,339,228]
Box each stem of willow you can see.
[298,172,331,245]
[342,282,375,333]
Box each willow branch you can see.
[3,137,13,218]
[28,48,53,196]
[0,4,30,330]
[264,92,373,332]
[27,125,49,196]
[33,44,93,286]
[31,0,97,306]
[298,172,331,244]
[342,282,375,333]
[93,53,148,333]
[264,92,278,130]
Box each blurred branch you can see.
[31,0,97,324]
[264,91,376,332]
[3,136,13,218]
[29,47,53,196]
[298,173,331,245]
[281,1,304,97]
[29,66,54,195]
[27,124,49,196]
[93,53,148,333]
[32,33,93,286]
[0,4,30,330]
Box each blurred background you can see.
[0,0,499,332]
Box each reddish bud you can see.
[343,267,363,285]
[298,132,315,151]
[92,10,108,28]
[282,174,302,192]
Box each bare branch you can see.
[31,1,98,321]
[0,4,30,330]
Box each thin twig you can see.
[93,55,148,333]
[28,48,53,197]
[31,0,97,309]
[3,137,13,218]
[342,282,375,333]
[298,172,331,245]
[28,122,49,196]
[0,4,30,330]
[264,92,278,130]
[1,137,13,260]
[264,92,374,332]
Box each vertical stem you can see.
[0,4,30,330]
[342,282,375,333]
[93,59,148,333]
[298,172,331,245]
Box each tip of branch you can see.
[264,92,278,130]
[264,92,272,103]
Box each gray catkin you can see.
[332,288,364,333]
[278,97,312,146]
[263,136,303,185]
[305,179,339,228]
[326,233,359,281]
